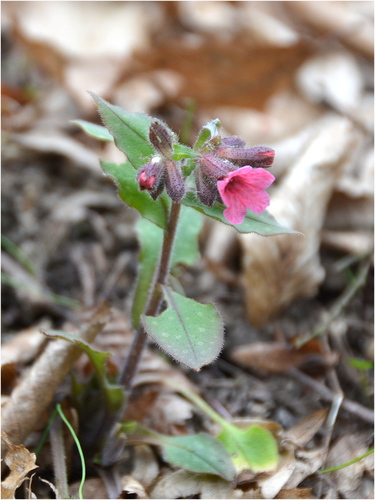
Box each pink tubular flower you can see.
[217,166,275,225]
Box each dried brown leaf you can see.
[240,115,355,325]
[283,447,325,489]
[231,341,338,375]
[285,408,328,448]
[131,445,159,490]
[2,324,48,366]
[119,476,148,499]
[285,1,373,58]
[149,470,235,499]
[69,477,108,500]
[1,433,38,500]
[296,51,364,114]
[276,488,315,499]
[325,434,373,495]
[258,444,296,499]
[1,303,111,450]
[11,131,101,173]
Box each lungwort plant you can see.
[71,94,298,478]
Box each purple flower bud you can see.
[137,160,165,200]
[149,120,174,158]
[220,136,246,148]
[195,168,217,207]
[215,146,275,168]
[165,159,185,202]
[198,154,236,181]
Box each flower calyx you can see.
[215,139,275,169]
[137,120,185,202]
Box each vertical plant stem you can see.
[119,201,182,392]
[101,203,181,467]
[50,413,69,500]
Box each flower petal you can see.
[223,198,247,225]
[217,166,275,224]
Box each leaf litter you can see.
[2,1,373,498]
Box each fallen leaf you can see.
[240,114,355,325]
[1,433,38,500]
[2,324,48,366]
[131,445,159,490]
[276,488,315,499]
[231,341,338,374]
[283,447,325,489]
[119,475,148,499]
[69,477,108,499]
[258,445,296,499]
[285,409,328,447]
[324,434,373,495]
[149,469,235,499]
[1,303,111,450]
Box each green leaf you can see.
[131,218,162,328]
[42,329,124,413]
[194,119,222,151]
[162,434,236,481]
[348,357,374,371]
[142,286,223,370]
[71,119,114,142]
[100,160,170,230]
[125,423,235,481]
[89,92,153,169]
[217,424,279,473]
[183,192,300,236]
[172,143,197,160]
[172,206,203,267]
[131,206,203,328]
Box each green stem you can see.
[163,379,231,430]
[119,201,182,392]
[101,203,182,467]
[320,447,374,473]
[56,404,86,500]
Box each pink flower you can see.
[217,166,275,225]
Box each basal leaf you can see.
[217,424,279,473]
[124,422,235,481]
[131,207,203,328]
[183,192,300,236]
[71,120,114,142]
[162,433,235,481]
[142,286,223,370]
[101,160,170,230]
[42,329,124,413]
[89,92,153,169]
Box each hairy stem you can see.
[100,203,181,467]
[119,201,182,392]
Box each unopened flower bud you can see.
[198,154,235,181]
[137,160,165,200]
[165,159,185,202]
[149,120,174,158]
[215,146,275,168]
[195,168,217,207]
[220,136,246,148]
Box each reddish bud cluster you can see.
[138,123,276,225]
[137,121,185,202]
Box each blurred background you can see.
[1,2,374,498]
[2,0,373,327]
